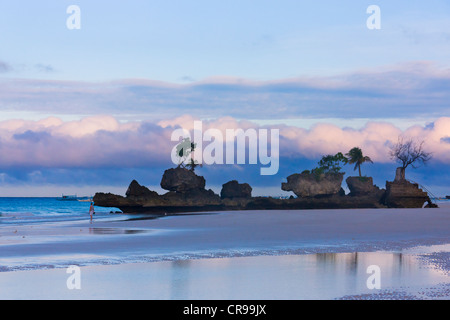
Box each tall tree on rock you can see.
[345,147,373,177]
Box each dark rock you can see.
[346,176,386,204]
[281,172,344,197]
[160,188,222,206]
[95,165,435,214]
[95,175,221,214]
[221,180,252,199]
[346,176,382,196]
[93,192,135,208]
[424,202,439,208]
[384,180,429,208]
[160,167,206,193]
[126,180,159,200]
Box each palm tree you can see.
[345,147,373,177]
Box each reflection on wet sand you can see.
[314,252,406,273]
[161,250,446,299]
[89,227,150,235]
[170,260,192,299]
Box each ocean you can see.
[1,197,448,226]
[0,197,121,225]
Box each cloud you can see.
[0,116,172,169]
[0,61,55,75]
[1,62,450,120]
[179,76,195,82]
[13,130,51,143]
[0,61,12,73]
[1,115,449,170]
[0,115,449,195]
[35,64,55,73]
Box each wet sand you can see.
[0,205,449,299]
[0,246,448,300]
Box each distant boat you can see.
[58,194,78,201]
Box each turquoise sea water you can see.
[0,197,121,225]
[1,197,449,225]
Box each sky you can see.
[0,1,449,197]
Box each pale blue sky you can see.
[1,1,450,82]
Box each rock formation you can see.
[384,180,430,208]
[346,176,375,196]
[94,182,222,214]
[221,180,252,199]
[93,167,436,214]
[160,167,206,192]
[281,172,344,197]
[126,180,160,201]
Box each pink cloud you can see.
[0,115,448,170]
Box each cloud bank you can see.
[1,62,450,121]
[0,115,449,192]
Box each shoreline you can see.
[0,205,448,299]
[0,205,449,271]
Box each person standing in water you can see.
[89,202,95,223]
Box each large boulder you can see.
[220,180,252,199]
[161,188,222,206]
[346,176,381,196]
[160,167,206,193]
[93,192,135,208]
[126,180,159,200]
[384,180,429,208]
[282,172,344,198]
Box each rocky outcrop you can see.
[159,189,222,207]
[160,167,205,193]
[94,172,222,214]
[346,176,375,195]
[221,180,252,199]
[346,176,386,204]
[281,172,344,198]
[93,192,136,208]
[94,181,387,214]
[93,167,435,214]
[126,180,160,201]
[384,180,429,208]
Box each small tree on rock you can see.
[389,137,432,181]
[175,137,201,172]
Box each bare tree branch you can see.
[389,137,432,170]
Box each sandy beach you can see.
[2,0,450,305]
[0,204,449,299]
